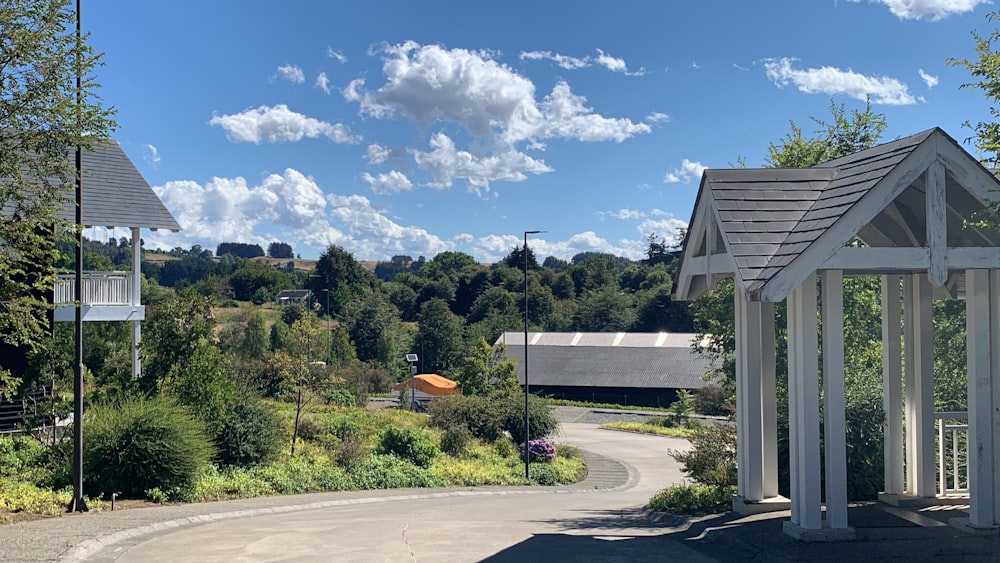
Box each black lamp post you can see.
[523,230,542,479]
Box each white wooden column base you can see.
[732,494,790,515]
[782,521,857,542]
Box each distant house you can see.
[495,332,712,408]
[275,289,311,306]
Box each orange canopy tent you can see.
[393,373,460,396]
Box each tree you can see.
[412,299,464,374]
[502,245,538,270]
[572,287,635,332]
[216,242,263,259]
[141,291,215,392]
[267,241,294,259]
[340,288,401,364]
[455,338,518,395]
[269,316,340,455]
[0,0,116,397]
[949,11,1000,169]
[311,245,375,314]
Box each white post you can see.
[822,270,848,529]
[881,274,904,495]
[910,274,936,497]
[735,285,749,499]
[992,270,1000,525]
[966,269,996,528]
[903,274,916,495]
[131,227,142,379]
[788,274,822,530]
[761,301,779,499]
[787,288,801,525]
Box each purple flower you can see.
[520,438,556,462]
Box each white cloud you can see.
[849,0,988,20]
[519,50,589,69]
[919,68,939,88]
[276,64,305,84]
[664,159,707,184]
[595,49,645,76]
[148,169,451,260]
[536,81,651,143]
[315,72,330,94]
[320,193,451,258]
[143,144,160,165]
[209,104,361,144]
[734,63,749,71]
[412,132,553,194]
[361,170,414,194]
[645,112,671,124]
[519,48,644,75]
[690,61,700,69]
[366,144,392,164]
[763,57,916,105]
[637,217,688,245]
[603,209,645,220]
[327,47,348,63]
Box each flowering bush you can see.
[520,438,556,462]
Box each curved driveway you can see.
[82,423,700,562]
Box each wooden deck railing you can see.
[936,411,968,496]
[54,271,134,306]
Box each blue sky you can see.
[85,0,996,262]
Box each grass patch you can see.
[648,483,735,515]
[599,421,694,438]
[544,398,672,412]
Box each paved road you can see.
[88,423,697,562]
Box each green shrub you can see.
[214,400,283,468]
[377,427,439,467]
[693,384,735,417]
[294,415,324,442]
[649,483,736,514]
[669,424,736,487]
[528,462,558,485]
[84,395,214,498]
[429,390,558,442]
[0,435,44,477]
[440,425,472,457]
[492,436,517,458]
[349,454,444,489]
[325,389,356,407]
[429,394,504,442]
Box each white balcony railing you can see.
[936,411,968,496]
[54,271,134,306]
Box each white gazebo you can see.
[673,128,1000,540]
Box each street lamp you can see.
[523,230,544,479]
[406,353,418,411]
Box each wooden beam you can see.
[966,269,996,528]
[761,301,779,499]
[822,270,848,528]
[926,162,947,286]
[823,247,929,271]
[789,274,822,529]
[910,274,936,496]
[883,200,922,247]
[882,274,904,495]
[681,253,737,276]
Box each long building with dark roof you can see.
[496,332,713,408]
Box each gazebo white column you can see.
[131,227,142,379]
[784,273,822,536]
[733,287,783,513]
[822,270,849,531]
[881,274,904,497]
[965,269,1000,530]
[903,274,935,497]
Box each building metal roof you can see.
[497,332,712,390]
[56,140,180,231]
[673,127,1000,303]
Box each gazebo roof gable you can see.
[673,128,1000,302]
